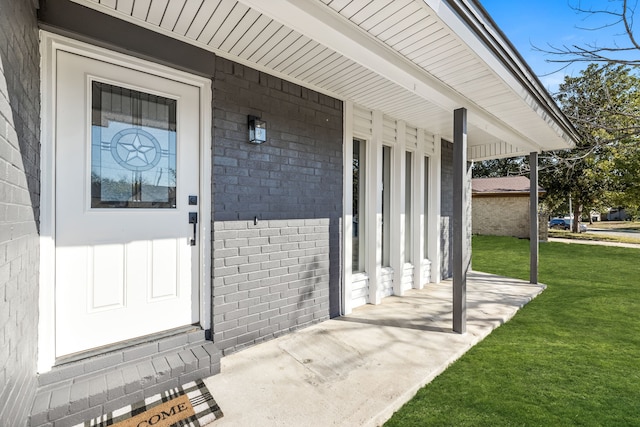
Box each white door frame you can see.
[38,31,212,373]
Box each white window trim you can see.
[345,104,444,308]
[429,135,442,283]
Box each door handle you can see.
[189,212,198,246]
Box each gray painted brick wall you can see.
[0,0,41,425]
[212,58,343,354]
[212,219,331,354]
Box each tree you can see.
[543,63,640,229]
[533,1,640,224]
[475,2,640,226]
[540,0,640,66]
[471,157,527,178]
[474,64,640,229]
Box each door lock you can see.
[189,212,198,246]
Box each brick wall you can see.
[472,195,531,238]
[30,331,219,426]
[0,0,41,425]
[212,58,343,355]
[212,219,332,354]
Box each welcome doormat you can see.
[74,380,223,427]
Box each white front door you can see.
[54,51,201,357]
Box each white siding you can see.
[346,104,438,308]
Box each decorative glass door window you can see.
[91,81,177,208]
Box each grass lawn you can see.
[548,229,640,245]
[385,236,640,426]
[591,221,640,231]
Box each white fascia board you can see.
[427,0,535,99]
[238,0,544,152]
[426,0,576,148]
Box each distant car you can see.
[549,218,569,230]
[549,218,587,232]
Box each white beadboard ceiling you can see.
[73,0,578,160]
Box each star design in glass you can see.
[119,134,155,165]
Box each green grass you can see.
[385,236,640,426]
[548,229,640,244]
[548,220,640,244]
[592,221,640,231]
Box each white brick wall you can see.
[401,264,414,292]
[0,0,41,424]
[379,267,394,299]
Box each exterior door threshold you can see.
[30,329,221,427]
[55,325,203,366]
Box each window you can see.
[424,156,430,259]
[352,139,366,273]
[91,81,177,208]
[382,146,391,267]
[405,151,412,263]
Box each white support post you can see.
[392,121,406,296]
[413,133,424,289]
[429,135,442,284]
[343,101,354,315]
[368,110,383,305]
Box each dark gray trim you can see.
[529,152,539,284]
[453,108,468,334]
[38,0,215,78]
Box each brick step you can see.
[29,331,221,427]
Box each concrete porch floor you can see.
[203,271,545,426]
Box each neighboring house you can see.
[607,207,631,221]
[0,0,579,425]
[472,176,545,239]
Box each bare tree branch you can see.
[535,0,640,66]
[622,0,640,50]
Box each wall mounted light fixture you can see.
[248,115,267,144]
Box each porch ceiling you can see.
[73,0,578,160]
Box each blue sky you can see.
[480,0,635,93]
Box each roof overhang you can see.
[65,0,578,160]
